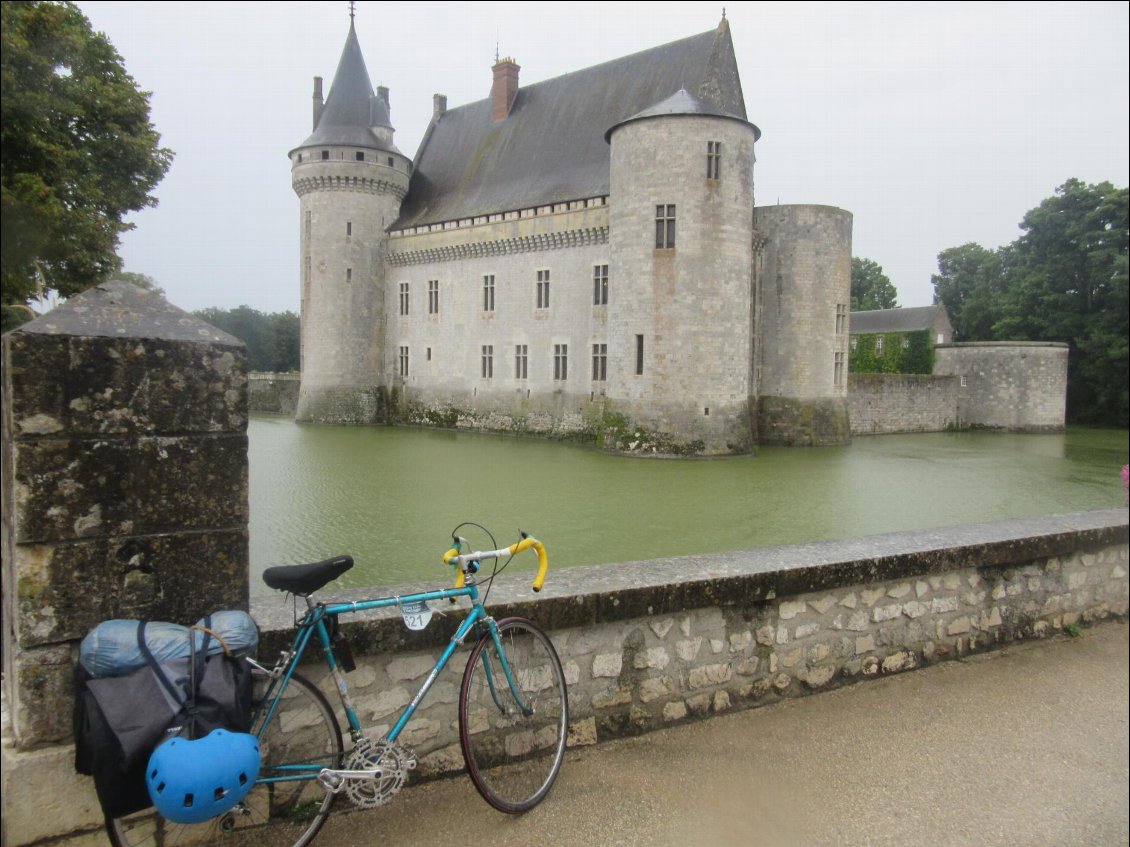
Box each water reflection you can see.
[248,417,1127,594]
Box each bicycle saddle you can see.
[262,555,354,595]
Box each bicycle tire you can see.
[459,617,568,813]
[106,668,343,847]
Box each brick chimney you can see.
[491,58,520,122]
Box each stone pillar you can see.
[1,280,249,845]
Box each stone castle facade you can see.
[290,17,1064,454]
[291,17,854,454]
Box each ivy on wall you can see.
[850,330,935,374]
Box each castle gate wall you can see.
[934,343,1068,431]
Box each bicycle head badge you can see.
[146,728,261,824]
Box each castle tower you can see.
[754,204,853,445]
[605,89,760,454]
[290,17,411,423]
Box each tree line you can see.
[194,306,300,373]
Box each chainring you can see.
[341,738,417,809]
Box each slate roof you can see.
[293,21,401,154]
[850,305,949,334]
[394,19,753,229]
[605,88,758,142]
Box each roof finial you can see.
[495,28,500,64]
[722,7,726,18]
[349,0,356,22]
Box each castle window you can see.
[321,150,329,160]
[483,275,495,312]
[655,205,676,249]
[388,156,394,167]
[515,345,528,379]
[427,347,432,361]
[428,280,439,314]
[399,282,409,315]
[901,336,910,350]
[875,336,884,355]
[537,270,550,309]
[707,141,722,179]
[592,343,607,381]
[554,344,568,380]
[346,268,352,284]
[304,211,311,240]
[850,337,858,352]
[836,304,847,334]
[635,335,644,375]
[834,352,844,386]
[481,345,494,379]
[399,346,409,377]
[593,264,608,306]
[356,152,365,161]
[960,375,968,387]
[346,221,352,237]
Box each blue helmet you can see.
[146,729,261,824]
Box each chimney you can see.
[491,58,520,122]
[433,93,448,121]
[312,76,324,128]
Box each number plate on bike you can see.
[400,599,432,631]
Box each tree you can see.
[195,306,300,372]
[114,270,165,297]
[996,179,1129,425]
[931,242,1004,341]
[850,258,899,311]
[1,1,173,308]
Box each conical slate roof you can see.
[294,21,398,153]
[604,87,759,142]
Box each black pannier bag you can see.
[74,618,254,819]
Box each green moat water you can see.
[249,415,1128,595]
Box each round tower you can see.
[290,19,411,423]
[753,204,853,445]
[605,90,760,454]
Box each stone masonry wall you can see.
[252,510,1127,779]
[1,281,250,749]
[935,342,1068,431]
[848,373,959,435]
[248,372,300,415]
[754,205,853,446]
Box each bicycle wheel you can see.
[107,668,343,847]
[459,617,568,813]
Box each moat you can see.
[248,414,1127,595]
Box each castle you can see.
[289,15,1065,454]
[290,14,856,455]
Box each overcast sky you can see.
[75,0,1129,316]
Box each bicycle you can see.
[105,527,569,847]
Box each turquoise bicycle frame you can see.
[252,579,529,785]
